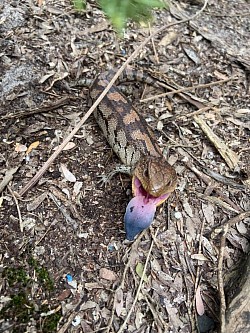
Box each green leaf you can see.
[136,262,148,282]
[99,0,166,33]
[73,0,86,11]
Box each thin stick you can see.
[7,185,23,232]
[140,77,235,103]
[218,224,229,332]
[212,211,250,238]
[105,231,146,333]
[193,218,205,315]
[18,0,208,197]
[117,229,159,333]
[148,22,159,64]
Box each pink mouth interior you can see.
[133,177,170,206]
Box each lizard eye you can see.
[143,168,149,179]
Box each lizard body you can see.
[89,69,177,240]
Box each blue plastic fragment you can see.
[108,245,115,252]
[66,274,73,283]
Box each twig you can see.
[183,156,243,213]
[7,185,23,232]
[48,192,78,230]
[148,23,159,64]
[1,96,75,120]
[0,167,19,194]
[179,106,212,119]
[57,299,83,333]
[144,293,164,330]
[117,229,159,333]
[195,193,241,214]
[215,211,250,331]
[179,243,196,331]
[105,231,146,333]
[18,0,209,197]
[141,77,235,103]
[193,218,205,294]
[212,211,250,239]
[217,224,229,333]
[193,115,239,170]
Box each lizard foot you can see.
[98,165,132,187]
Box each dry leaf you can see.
[15,143,27,152]
[183,200,193,217]
[27,192,48,211]
[114,288,123,317]
[236,221,248,234]
[157,120,163,131]
[202,236,217,262]
[182,44,201,64]
[99,268,117,281]
[202,203,214,225]
[73,181,83,196]
[45,72,69,91]
[196,286,205,315]
[80,301,97,311]
[151,258,161,272]
[53,142,76,151]
[185,216,196,240]
[135,309,144,329]
[165,302,184,328]
[191,254,208,261]
[39,71,55,84]
[173,272,183,291]
[136,262,148,282]
[0,167,19,193]
[26,141,40,155]
[214,70,229,80]
[60,164,76,182]
[81,320,94,332]
[159,31,178,46]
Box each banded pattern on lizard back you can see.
[90,69,177,240]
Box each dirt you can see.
[0,0,249,332]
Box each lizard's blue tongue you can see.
[124,196,156,241]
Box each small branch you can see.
[1,96,75,120]
[184,157,243,213]
[212,211,250,239]
[141,77,235,103]
[7,185,23,232]
[193,115,239,170]
[105,231,146,333]
[218,224,229,333]
[117,229,159,333]
[0,167,19,194]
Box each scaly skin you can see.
[90,70,177,240]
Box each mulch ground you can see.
[0,0,249,332]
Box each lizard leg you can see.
[98,165,132,186]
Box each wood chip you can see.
[194,115,239,170]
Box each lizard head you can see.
[124,156,177,240]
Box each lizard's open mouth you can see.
[132,176,171,206]
[124,177,171,241]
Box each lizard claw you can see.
[97,172,115,187]
[97,165,132,186]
